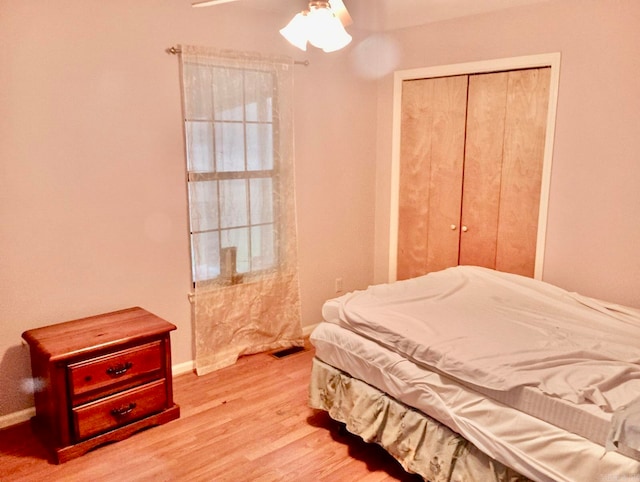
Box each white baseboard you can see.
[0,407,35,429]
[172,359,195,376]
[303,322,319,337]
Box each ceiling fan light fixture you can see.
[280,1,352,53]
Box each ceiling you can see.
[216,0,553,31]
[372,0,553,30]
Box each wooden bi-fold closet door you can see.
[397,67,551,280]
[397,75,468,280]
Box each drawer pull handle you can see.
[106,361,133,377]
[111,402,137,418]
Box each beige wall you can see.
[2,0,639,420]
[373,0,640,308]
[0,1,376,417]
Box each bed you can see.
[308,266,640,482]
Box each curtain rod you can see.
[166,46,309,66]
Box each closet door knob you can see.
[462,225,468,232]
[450,224,457,230]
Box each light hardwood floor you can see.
[0,341,423,481]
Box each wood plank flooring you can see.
[0,341,423,481]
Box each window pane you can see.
[188,181,219,232]
[246,123,273,171]
[250,178,273,224]
[251,224,276,271]
[215,122,245,172]
[245,70,273,122]
[186,121,214,172]
[191,231,220,281]
[221,227,250,273]
[219,179,248,228]
[213,67,244,121]
[184,63,282,283]
[183,63,212,121]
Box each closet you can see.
[397,67,551,280]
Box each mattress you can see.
[322,266,640,455]
[324,266,640,413]
[324,296,613,445]
[311,321,640,482]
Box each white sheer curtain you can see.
[179,45,303,375]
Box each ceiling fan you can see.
[191,0,353,27]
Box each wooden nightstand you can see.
[22,307,180,463]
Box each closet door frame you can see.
[389,53,561,282]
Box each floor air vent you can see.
[271,346,307,359]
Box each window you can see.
[184,63,279,284]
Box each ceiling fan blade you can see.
[329,0,353,26]
[192,0,240,7]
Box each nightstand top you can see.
[22,307,176,361]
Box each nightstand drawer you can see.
[69,341,163,403]
[73,379,167,441]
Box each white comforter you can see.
[323,266,640,413]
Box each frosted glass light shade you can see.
[316,13,352,52]
[279,12,309,51]
[306,7,333,48]
[280,4,352,53]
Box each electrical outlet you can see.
[335,277,343,293]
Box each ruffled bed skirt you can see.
[309,357,531,482]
